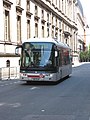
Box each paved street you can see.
[0,62,90,120]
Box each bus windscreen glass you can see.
[21,42,55,68]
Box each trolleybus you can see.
[15,38,72,83]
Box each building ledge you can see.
[26,11,33,18]
[16,5,24,15]
[3,0,13,9]
[0,53,20,57]
[41,19,46,24]
[34,15,40,21]
[63,31,71,36]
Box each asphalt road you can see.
[0,62,90,120]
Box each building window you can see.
[59,0,60,9]
[47,28,49,37]
[65,24,67,30]
[26,0,30,11]
[4,10,10,41]
[62,0,64,11]
[35,5,38,16]
[16,0,21,5]
[56,18,57,26]
[59,21,61,29]
[55,32,58,38]
[27,20,30,39]
[17,15,21,43]
[66,39,67,44]
[35,23,38,37]
[41,10,44,19]
[47,14,50,37]
[52,30,54,38]
[6,60,10,67]
[65,0,67,14]
[52,15,54,25]
[80,45,81,51]
[56,0,57,5]
[47,13,49,21]
[42,26,44,37]
[59,33,61,41]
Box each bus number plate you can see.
[32,78,39,81]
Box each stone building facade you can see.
[76,0,85,62]
[0,0,85,69]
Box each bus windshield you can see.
[21,42,55,68]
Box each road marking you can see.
[9,103,21,108]
[14,82,17,83]
[9,82,13,84]
[0,102,21,108]
[30,87,39,90]
[5,84,8,86]
[0,85,4,87]
[0,103,5,106]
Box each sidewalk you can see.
[72,62,86,67]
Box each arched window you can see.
[6,60,10,67]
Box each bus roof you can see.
[22,38,70,49]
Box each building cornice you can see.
[32,0,77,30]
[77,13,85,26]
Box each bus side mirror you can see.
[55,51,58,57]
[15,47,19,55]
[15,46,22,55]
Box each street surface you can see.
[0,62,90,120]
